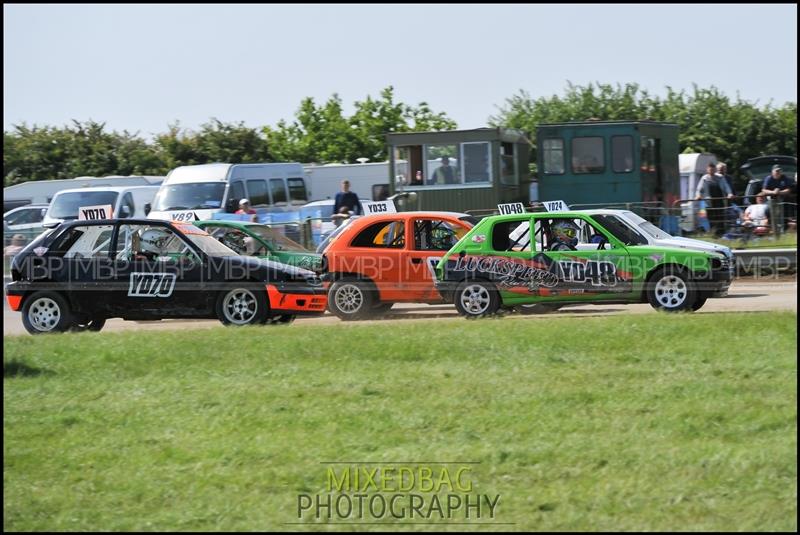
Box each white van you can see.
[147,163,309,222]
[43,186,159,227]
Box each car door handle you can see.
[410,258,422,264]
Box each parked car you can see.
[194,220,324,272]
[5,218,326,334]
[435,209,733,318]
[4,204,48,245]
[320,211,477,320]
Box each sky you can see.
[3,4,797,138]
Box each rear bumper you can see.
[266,284,327,315]
[5,281,27,311]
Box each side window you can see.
[119,193,135,218]
[351,221,406,248]
[230,181,245,205]
[247,180,269,206]
[58,225,114,259]
[538,217,606,251]
[611,136,634,173]
[270,178,287,205]
[571,137,605,174]
[287,178,307,203]
[542,138,565,174]
[115,224,199,262]
[414,219,468,251]
[491,220,531,252]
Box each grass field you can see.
[4,312,797,531]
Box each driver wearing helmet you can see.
[549,220,580,251]
[135,228,172,261]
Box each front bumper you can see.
[266,284,327,315]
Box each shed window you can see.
[500,142,518,185]
[612,136,634,173]
[571,137,605,174]
[542,138,565,174]
[425,145,460,185]
[462,142,491,184]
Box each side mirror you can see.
[40,208,48,218]
[120,205,132,218]
[144,203,151,216]
[226,198,238,213]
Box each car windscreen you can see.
[249,225,308,252]
[593,215,648,246]
[49,192,119,219]
[315,218,354,254]
[153,183,226,211]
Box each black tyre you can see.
[71,318,107,332]
[515,303,562,315]
[371,302,394,314]
[21,291,74,335]
[646,268,697,312]
[215,287,270,326]
[264,314,296,325]
[691,295,708,311]
[328,279,376,321]
[454,280,501,318]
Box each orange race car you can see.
[320,212,477,320]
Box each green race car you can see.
[434,210,733,318]
[194,220,324,272]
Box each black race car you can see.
[5,219,327,334]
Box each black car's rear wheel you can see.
[216,287,270,326]
[21,291,74,335]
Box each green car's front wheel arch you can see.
[645,266,698,312]
[21,291,74,334]
[454,279,501,319]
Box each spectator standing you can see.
[235,198,258,222]
[695,162,734,236]
[429,157,458,185]
[333,180,362,216]
[716,162,736,196]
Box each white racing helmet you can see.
[138,228,172,256]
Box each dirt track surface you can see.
[3,278,796,336]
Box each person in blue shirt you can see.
[333,180,362,216]
[762,165,792,198]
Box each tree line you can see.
[4,83,796,187]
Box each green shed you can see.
[536,120,681,208]
[386,128,531,212]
